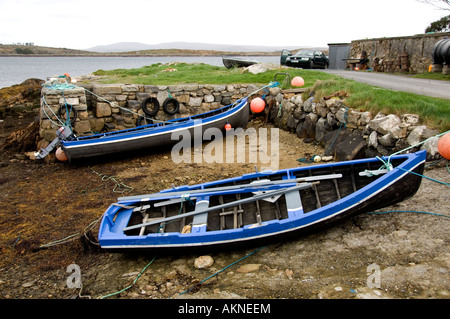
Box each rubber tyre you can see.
[141,97,160,117]
[162,98,180,115]
[136,116,153,127]
[57,104,77,125]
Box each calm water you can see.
[0,56,280,88]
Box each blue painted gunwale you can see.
[98,151,426,250]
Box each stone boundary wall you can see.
[267,87,441,161]
[349,32,450,74]
[39,82,441,161]
[39,82,258,143]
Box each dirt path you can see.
[0,110,449,300]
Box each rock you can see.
[368,131,378,148]
[420,136,440,160]
[334,131,367,161]
[189,97,203,107]
[236,264,261,273]
[322,128,351,156]
[245,63,279,74]
[95,102,112,117]
[401,114,420,126]
[0,78,44,112]
[369,114,401,135]
[315,117,332,142]
[194,256,214,269]
[379,133,396,147]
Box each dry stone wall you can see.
[349,32,450,74]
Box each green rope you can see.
[178,246,265,296]
[99,256,157,299]
[367,210,450,219]
[91,168,133,195]
[397,166,450,186]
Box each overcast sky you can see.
[0,0,447,50]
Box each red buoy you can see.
[250,97,265,113]
[437,132,450,160]
[56,147,68,162]
[291,76,305,87]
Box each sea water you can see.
[0,56,280,88]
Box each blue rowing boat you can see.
[36,98,249,162]
[97,150,426,252]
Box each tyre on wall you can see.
[162,98,180,115]
[136,116,154,127]
[141,97,160,117]
[57,104,77,125]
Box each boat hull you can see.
[223,57,258,69]
[61,98,249,162]
[98,151,426,253]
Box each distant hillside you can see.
[87,41,320,53]
[0,43,327,57]
[0,44,96,56]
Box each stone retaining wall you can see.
[39,82,258,142]
[266,87,441,161]
[349,32,450,74]
[39,81,441,161]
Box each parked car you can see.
[281,49,329,69]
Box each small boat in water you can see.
[35,98,249,162]
[222,57,258,69]
[98,150,426,252]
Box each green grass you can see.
[94,63,332,86]
[93,63,450,131]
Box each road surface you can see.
[322,70,450,100]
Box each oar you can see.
[118,173,341,202]
[122,182,318,232]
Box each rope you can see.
[397,166,450,186]
[83,87,165,123]
[38,215,102,249]
[178,246,265,296]
[99,256,157,299]
[367,210,450,219]
[90,168,133,195]
[41,95,66,127]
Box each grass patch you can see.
[412,72,450,81]
[94,63,450,131]
[310,78,450,131]
[93,62,332,86]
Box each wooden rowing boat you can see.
[222,57,258,69]
[50,98,249,162]
[97,150,426,252]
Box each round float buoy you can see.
[437,132,450,160]
[56,147,68,162]
[224,123,232,131]
[291,76,305,87]
[250,97,265,113]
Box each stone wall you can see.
[349,32,450,74]
[266,88,441,161]
[39,82,258,143]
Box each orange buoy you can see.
[55,147,68,162]
[291,76,305,87]
[224,123,232,131]
[437,132,450,160]
[250,97,265,113]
